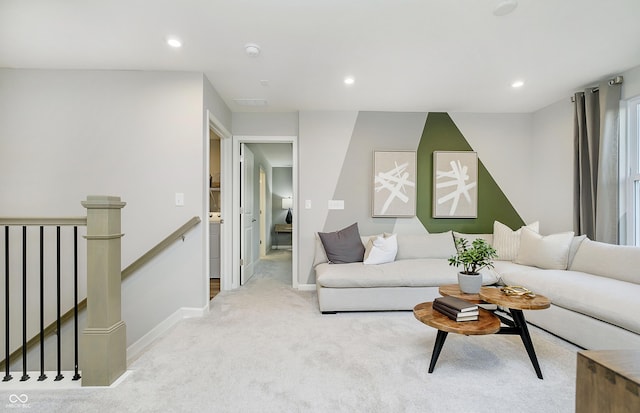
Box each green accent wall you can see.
[417,112,524,233]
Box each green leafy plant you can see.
[448,238,498,275]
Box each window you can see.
[625,97,640,246]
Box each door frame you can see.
[206,111,232,296]
[230,135,298,290]
[259,166,267,258]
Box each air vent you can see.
[233,99,268,107]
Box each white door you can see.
[240,143,255,285]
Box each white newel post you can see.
[80,195,127,386]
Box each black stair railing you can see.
[2,219,86,382]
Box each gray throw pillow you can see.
[318,223,365,264]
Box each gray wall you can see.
[0,69,231,347]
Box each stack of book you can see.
[433,296,479,322]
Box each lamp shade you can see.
[281,197,293,210]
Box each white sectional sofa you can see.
[314,225,640,350]
[314,231,499,312]
[495,237,640,350]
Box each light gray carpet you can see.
[2,250,579,412]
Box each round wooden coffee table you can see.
[479,286,550,379]
[438,284,484,303]
[479,287,551,311]
[413,302,500,373]
[419,285,552,379]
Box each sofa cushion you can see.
[500,269,640,335]
[515,228,575,270]
[318,223,365,264]
[453,231,493,246]
[491,260,541,284]
[570,239,640,285]
[567,235,587,268]
[493,221,539,261]
[363,233,398,265]
[315,259,499,288]
[395,231,456,260]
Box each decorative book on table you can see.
[433,301,479,321]
[433,296,479,322]
[434,296,478,312]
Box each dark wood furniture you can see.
[576,350,640,413]
[274,224,292,248]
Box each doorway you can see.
[206,111,232,301]
[230,136,298,290]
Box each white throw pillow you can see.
[493,221,539,261]
[363,234,398,265]
[515,228,575,269]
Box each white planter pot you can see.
[458,272,482,294]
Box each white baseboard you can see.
[297,283,316,291]
[271,245,292,250]
[127,305,207,364]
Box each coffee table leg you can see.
[428,330,448,373]
[510,309,543,379]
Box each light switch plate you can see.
[305,200,312,209]
[175,193,185,206]
[328,200,344,210]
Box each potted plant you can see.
[448,237,498,294]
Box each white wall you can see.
[232,112,299,136]
[622,65,640,100]
[0,69,229,346]
[204,75,232,132]
[530,99,574,234]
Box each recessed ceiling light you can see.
[493,0,518,16]
[511,80,524,88]
[344,76,355,85]
[167,37,182,48]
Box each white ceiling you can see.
[2,0,640,113]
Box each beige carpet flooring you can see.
[1,250,580,412]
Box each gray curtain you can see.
[573,80,622,243]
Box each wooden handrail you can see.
[121,216,201,280]
[0,215,201,370]
[0,217,87,226]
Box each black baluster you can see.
[3,226,12,382]
[20,226,29,382]
[38,226,46,381]
[72,226,80,381]
[55,226,63,381]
